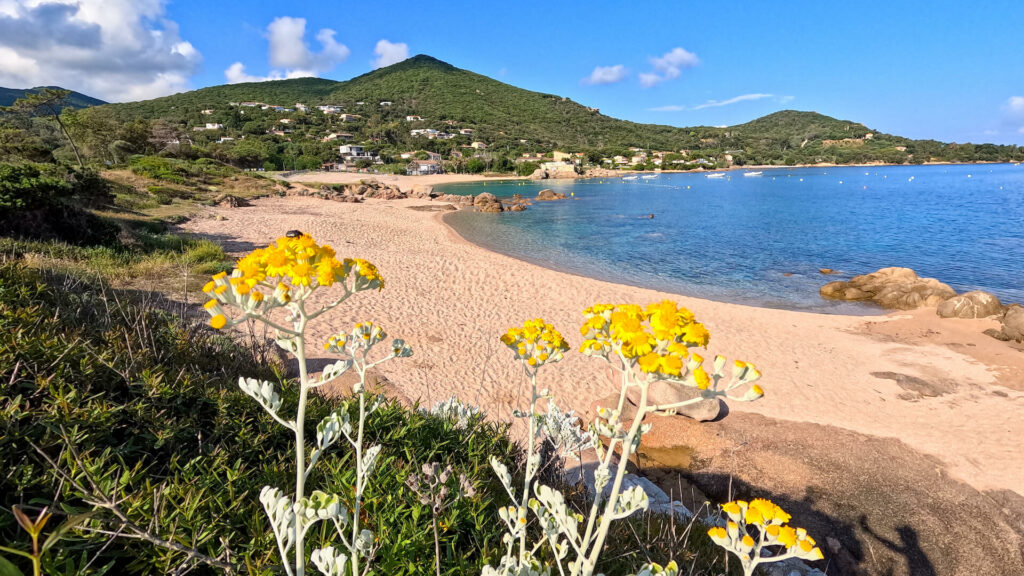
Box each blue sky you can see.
[1,0,1022,144]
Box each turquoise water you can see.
[440,164,1024,313]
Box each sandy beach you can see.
[185,195,1024,495]
[281,171,526,188]
[184,194,1024,574]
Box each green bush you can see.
[516,161,539,177]
[0,262,518,575]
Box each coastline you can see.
[184,195,1024,498]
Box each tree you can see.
[3,89,84,167]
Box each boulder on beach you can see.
[508,204,527,212]
[820,267,956,310]
[536,189,567,201]
[213,193,249,208]
[998,304,1024,342]
[936,290,1004,319]
[473,192,498,206]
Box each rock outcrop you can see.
[473,192,504,213]
[536,189,567,201]
[212,193,249,208]
[936,290,1004,319]
[820,267,956,310]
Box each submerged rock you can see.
[936,290,1004,319]
[536,188,567,201]
[820,267,956,310]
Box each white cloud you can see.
[0,0,201,102]
[583,64,627,85]
[650,93,790,112]
[372,39,409,69]
[1000,96,1024,135]
[640,47,699,87]
[225,16,349,84]
[693,93,774,109]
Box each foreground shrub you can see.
[0,162,117,244]
[0,261,515,574]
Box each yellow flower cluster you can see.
[708,499,823,565]
[579,301,711,380]
[500,319,570,368]
[201,233,383,329]
[325,321,386,353]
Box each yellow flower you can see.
[210,314,227,329]
[693,367,710,390]
[638,352,662,373]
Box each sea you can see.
[440,163,1024,314]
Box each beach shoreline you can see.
[184,195,1024,498]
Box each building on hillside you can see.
[405,115,424,121]
[540,161,576,174]
[217,137,235,144]
[339,145,379,163]
[406,160,442,175]
[613,155,629,165]
[322,133,354,142]
[339,114,361,122]
[410,128,440,138]
[239,102,262,107]
[470,141,487,149]
[279,118,293,124]
[321,162,346,171]
[458,128,474,135]
[295,103,308,112]
[380,101,392,106]
[317,105,342,113]
[201,109,214,115]
[203,123,223,130]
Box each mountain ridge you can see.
[0,85,107,109]
[89,55,1019,164]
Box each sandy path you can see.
[185,196,1024,497]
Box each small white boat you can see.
[622,176,639,181]
[743,171,763,177]
[641,174,658,180]
[706,173,725,179]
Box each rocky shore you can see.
[820,266,1022,343]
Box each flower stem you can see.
[294,313,309,576]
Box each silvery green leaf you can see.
[259,486,295,552]
[275,337,299,353]
[318,359,354,386]
[490,457,513,493]
[613,485,649,519]
[424,395,484,428]
[355,528,374,554]
[360,444,382,474]
[310,546,348,576]
[238,377,294,429]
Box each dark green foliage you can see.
[0,162,117,244]
[0,262,520,574]
[516,162,539,177]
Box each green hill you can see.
[79,55,1024,166]
[0,86,106,109]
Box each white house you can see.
[201,109,214,115]
[405,115,424,122]
[458,128,474,135]
[217,137,235,144]
[317,105,342,114]
[470,141,487,149]
[379,101,392,106]
[279,118,293,124]
[204,123,223,130]
[406,160,442,175]
[339,114,361,122]
[339,145,379,162]
[295,103,308,112]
